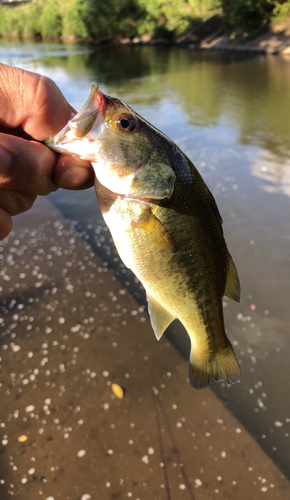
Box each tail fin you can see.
[189,341,240,390]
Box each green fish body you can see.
[46,84,241,390]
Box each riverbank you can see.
[1,0,290,56]
[117,16,290,56]
[177,17,290,55]
[1,196,289,499]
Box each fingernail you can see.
[0,146,11,177]
[57,166,91,189]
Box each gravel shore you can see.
[0,197,289,499]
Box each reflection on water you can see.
[1,41,290,477]
[251,154,290,196]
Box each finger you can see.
[0,133,94,195]
[0,64,75,141]
[0,188,36,216]
[0,133,58,195]
[54,156,95,190]
[0,206,12,240]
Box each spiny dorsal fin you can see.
[224,251,240,303]
[147,293,175,340]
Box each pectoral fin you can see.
[224,251,240,302]
[138,211,175,252]
[147,293,175,340]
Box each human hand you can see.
[0,63,94,240]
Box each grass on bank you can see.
[0,0,290,42]
[0,0,218,41]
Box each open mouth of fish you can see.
[46,84,108,159]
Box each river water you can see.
[1,41,290,478]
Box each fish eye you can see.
[116,114,137,133]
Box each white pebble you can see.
[179,484,186,490]
[236,428,242,433]
[274,421,283,427]
[102,371,109,377]
[141,455,149,464]
[148,447,154,455]
[25,405,35,413]
[71,324,81,333]
[77,449,86,458]
[81,495,91,500]
[195,479,202,487]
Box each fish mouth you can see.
[45,84,108,155]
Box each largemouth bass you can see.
[46,84,241,390]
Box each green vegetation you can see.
[0,0,217,41]
[0,0,289,41]
[220,0,290,38]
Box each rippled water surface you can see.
[1,41,290,477]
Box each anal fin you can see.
[147,293,175,340]
[224,251,240,303]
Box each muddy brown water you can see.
[0,41,290,491]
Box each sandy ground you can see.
[0,196,289,500]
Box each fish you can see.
[46,84,241,390]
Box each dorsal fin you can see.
[224,251,240,302]
[147,293,175,340]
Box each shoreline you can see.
[1,24,290,56]
[114,30,290,56]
